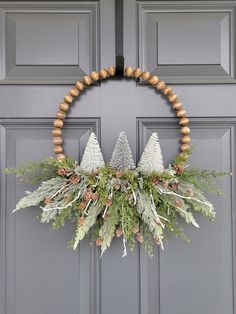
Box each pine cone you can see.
[44,196,52,205]
[78,202,86,210]
[152,177,160,185]
[175,199,183,207]
[116,227,123,237]
[96,237,103,246]
[186,188,194,197]
[154,237,161,245]
[162,181,169,188]
[115,171,123,178]
[172,182,179,190]
[132,225,139,234]
[104,198,112,207]
[174,164,185,174]
[91,192,99,200]
[69,174,80,184]
[77,217,85,225]
[114,184,121,191]
[83,191,93,201]
[91,170,99,177]
[136,233,144,243]
[57,167,69,176]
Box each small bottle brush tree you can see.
[110,132,135,171]
[138,132,164,173]
[80,133,105,172]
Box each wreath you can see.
[6,66,228,257]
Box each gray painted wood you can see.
[0,1,235,314]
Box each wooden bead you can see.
[134,68,143,78]
[177,109,186,118]
[59,102,69,112]
[75,81,85,91]
[90,71,100,81]
[83,75,93,86]
[53,137,63,145]
[148,76,159,85]
[172,102,182,111]
[56,153,66,160]
[99,68,108,79]
[56,111,66,120]
[181,135,191,144]
[52,128,62,136]
[54,146,63,154]
[125,67,134,77]
[107,66,116,76]
[142,71,151,81]
[168,93,178,103]
[163,86,172,96]
[64,95,74,104]
[181,126,191,135]
[179,117,189,126]
[181,144,190,151]
[54,119,63,128]
[156,81,166,91]
[70,87,79,97]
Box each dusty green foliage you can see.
[6,156,228,258]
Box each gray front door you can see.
[0,1,235,314]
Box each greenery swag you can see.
[6,132,227,258]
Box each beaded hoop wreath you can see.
[53,66,191,161]
[6,66,227,258]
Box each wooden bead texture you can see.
[53,66,191,161]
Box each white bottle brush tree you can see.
[138,132,164,173]
[110,132,135,171]
[80,132,105,172]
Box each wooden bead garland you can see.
[53,66,191,162]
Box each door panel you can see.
[0,1,235,314]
